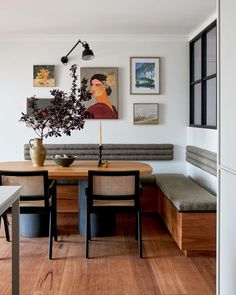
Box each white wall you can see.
[0,35,188,173]
[187,14,218,193]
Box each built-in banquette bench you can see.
[24,143,173,213]
[24,143,216,256]
[154,145,217,256]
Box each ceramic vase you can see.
[29,138,46,167]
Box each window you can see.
[190,20,217,128]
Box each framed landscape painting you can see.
[26,98,52,117]
[130,57,160,94]
[33,65,55,87]
[133,103,159,125]
[80,67,118,119]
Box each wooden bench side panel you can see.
[157,186,216,256]
[182,212,216,253]
[141,184,159,213]
[157,188,183,249]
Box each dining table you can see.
[0,160,153,236]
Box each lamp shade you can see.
[82,45,95,60]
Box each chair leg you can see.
[85,202,91,258]
[137,209,142,258]
[53,190,58,242]
[53,209,57,242]
[48,211,53,259]
[88,212,91,241]
[135,212,138,240]
[3,213,10,242]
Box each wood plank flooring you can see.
[0,214,216,295]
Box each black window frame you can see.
[189,20,217,129]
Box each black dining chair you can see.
[0,170,57,259]
[0,212,10,242]
[85,170,142,258]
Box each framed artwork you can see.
[130,57,160,95]
[133,103,159,125]
[33,65,55,87]
[80,67,118,119]
[26,98,52,117]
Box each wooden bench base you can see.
[141,184,159,213]
[57,183,159,214]
[57,185,78,213]
[57,184,216,256]
[157,187,216,256]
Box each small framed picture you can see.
[33,65,55,87]
[130,57,160,95]
[26,98,52,117]
[133,103,159,125]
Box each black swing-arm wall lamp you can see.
[61,39,95,65]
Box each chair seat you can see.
[93,200,135,207]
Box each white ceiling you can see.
[0,0,216,36]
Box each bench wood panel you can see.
[182,212,216,255]
[157,187,216,256]
[56,183,158,214]
[57,185,78,213]
[141,184,159,213]
[157,189,183,248]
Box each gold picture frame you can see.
[133,103,159,125]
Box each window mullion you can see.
[189,20,216,129]
[202,32,207,126]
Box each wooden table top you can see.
[0,161,153,179]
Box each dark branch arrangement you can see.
[20,64,91,139]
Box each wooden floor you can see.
[0,213,216,295]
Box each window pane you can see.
[206,78,216,126]
[194,39,201,81]
[206,27,216,76]
[194,83,202,125]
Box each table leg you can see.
[12,198,19,295]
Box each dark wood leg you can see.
[135,211,138,240]
[48,211,53,259]
[137,209,142,258]
[85,203,89,258]
[53,193,58,242]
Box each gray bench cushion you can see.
[154,173,216,212]
[186,145,217,176]
[24,143,174,161]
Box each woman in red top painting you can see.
[87,74,118,119]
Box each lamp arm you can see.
[65,39,84,58]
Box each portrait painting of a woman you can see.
[81,67,118,119]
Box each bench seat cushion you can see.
[154,173,216,212]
